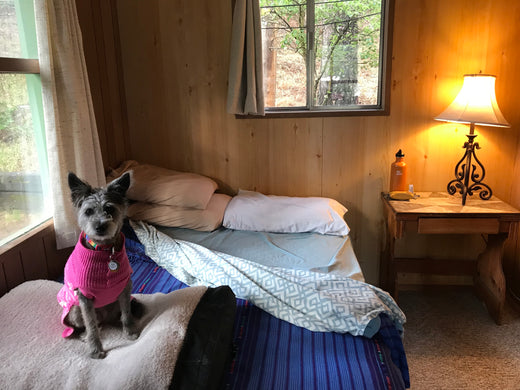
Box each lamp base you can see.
[447,124,492,205]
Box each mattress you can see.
[124,225,410,389]
[157,225,365,281]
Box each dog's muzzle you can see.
[95,223,109,235]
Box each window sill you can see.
[235,107,390,119]
[0,218,53,256]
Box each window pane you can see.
[0,74,50,245]
[314,0,382,108]
[0,0,38,59]
[261,1,307,108]
[260,0,385,112]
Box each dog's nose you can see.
[95,223,108,235]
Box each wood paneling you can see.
[0,221,71,297]
[19,237,48,281]
[102,0,520,284]
[76,0,130,172]
[0,263,6,296]
[2,250,24,291]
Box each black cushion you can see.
[171,286,236,390]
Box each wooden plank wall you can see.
[79,0,520,284]
[0,221,71,297]
[75,0,130,172]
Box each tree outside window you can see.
[260,0,390,113]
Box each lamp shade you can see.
[435,74,510,128]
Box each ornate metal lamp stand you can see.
[447,122,492,206]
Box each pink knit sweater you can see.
[57,233,132,338]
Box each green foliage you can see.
[0,74,37,172]
[261,1,307,55]
[260,0,383,106]
[261,0,381,62]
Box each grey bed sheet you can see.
[156,226,364,281]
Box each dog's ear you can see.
[107,171,132,197]
[68,172,93,207]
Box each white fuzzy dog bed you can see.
[0,280,207,390]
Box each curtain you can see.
[34,0,106,249]
[227,0,265,115]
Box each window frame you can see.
[242,0,395,119]
[0,1,51,247]
[0,57,39,73]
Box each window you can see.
[0,0,50,245]
[260,0,393,115]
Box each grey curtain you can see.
[227,0,265,115]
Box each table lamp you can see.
[434,74,510,205]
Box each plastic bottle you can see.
[389,149,408,192]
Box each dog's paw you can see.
[90,349,106,359]
[125,329,140,340]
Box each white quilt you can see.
[131,221,406,337]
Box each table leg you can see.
[474,233,507,325]
[381,233,398,299]
[380,235,389,290]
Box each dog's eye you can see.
[85,208,94,216]
[104,205,115,215]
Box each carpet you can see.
[399,288,520,389]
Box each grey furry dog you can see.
[57,172,143,359]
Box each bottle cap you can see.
[396,149,404,158]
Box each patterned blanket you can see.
[131,221,406,337]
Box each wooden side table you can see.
[380,191,520,324]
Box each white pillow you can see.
[223,189,350,236]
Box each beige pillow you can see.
[128,193,232,231]
[108,160,218,209]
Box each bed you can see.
[0,161,410,389]
[107,160,409,389]
[124,221,410,389]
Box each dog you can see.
[57,172,143,359]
